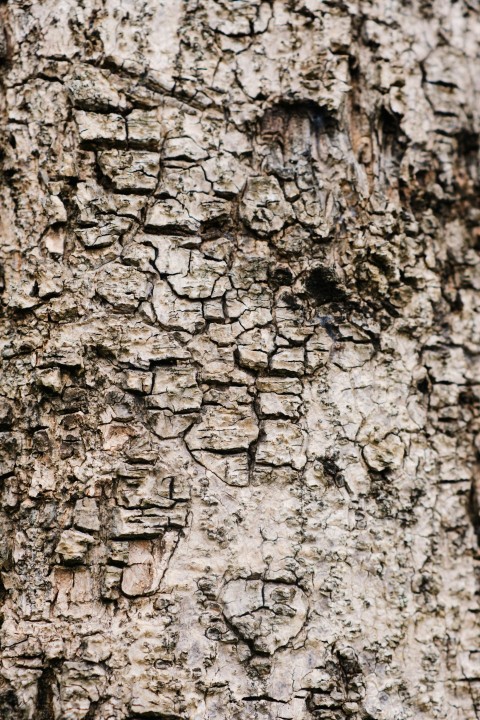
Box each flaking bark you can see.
[0,1,480,718]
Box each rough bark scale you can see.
[0,1,479,718]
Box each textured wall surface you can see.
[0,1,480,718]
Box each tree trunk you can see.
[0,1,479,718]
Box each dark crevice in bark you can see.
[304,266,346,306]
[35,665,56,720]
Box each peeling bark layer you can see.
[0,1,480,718]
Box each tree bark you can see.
[0,1,479,718]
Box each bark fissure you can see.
[0,0,479,718]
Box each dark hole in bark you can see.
[416,377,430,394]
[336,646,361,680]
[0,574,6,609]
[320,456,340,478]
[0,690,26,720]
[455,129,479,186]
[90,343,116,361]
[459,389,480,407]
[451,291,463,312]
[380,107,400,137]
[379,106,407,163]
[318,456,345,488]
[200,215,232,239]
[281,292,302,310]
[36,666,56,720]
[348,53,360,79]
[456,129,479,157]
[468,482,480,546]
[269,265,294,288]
[261,100,337,137]
[305,266,345,305]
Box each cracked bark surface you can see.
[0,0,480,718]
